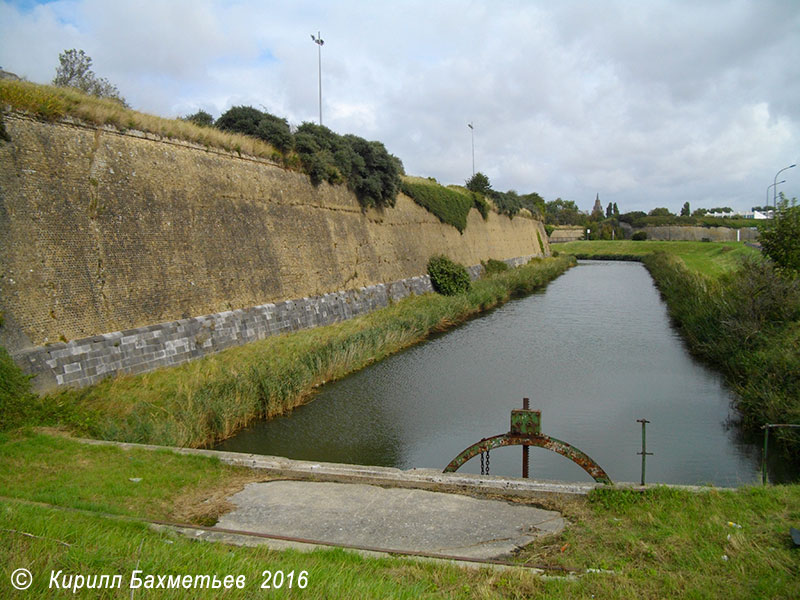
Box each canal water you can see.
[216,260,790,486]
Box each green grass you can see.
[32,257,573,448]
[1,432,798,599]
[558,240,758,277]
[0,431,251,522]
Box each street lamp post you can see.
[773,164,796,208]
[311,32,324,126]
[767,180,786,206]
[467,122,474,177]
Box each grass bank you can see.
[557,240,758,277]
[641,252,800,447]
[558,241,799,451]
[1,432,798,598]
[16,257,573,448]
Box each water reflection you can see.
[216,261,796,486]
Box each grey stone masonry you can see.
[14,256,535,392]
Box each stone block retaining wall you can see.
[16,259,531,392]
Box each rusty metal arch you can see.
[443,405,612,484]
[443,433,612,484]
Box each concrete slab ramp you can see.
[215,480,564,560]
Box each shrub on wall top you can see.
[401,179,474,232]
[427,255,471,296]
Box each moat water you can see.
[216,260,796,486]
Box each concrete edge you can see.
[70,436,734,497]
[153,524,555,575]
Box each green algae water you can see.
[216,261,796,485]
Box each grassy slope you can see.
[1,432,798,599]
[557,240,758,277]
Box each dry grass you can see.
[0,79,285,163]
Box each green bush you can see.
[401,180,473,232]
[214,105,264,136]
[759,195,800,272]
[294,123,401,208]
[472,193,490,220]
[482,258,509,275]
[255,114,293,154]
[632,231,648,241]
[344,134,401,209]
[427,255,471,296]
[182,110,213,127]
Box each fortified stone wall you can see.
[0,114,548,389]
[638,225,759,242]
[548,227,584,244]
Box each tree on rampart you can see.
[53,49,127,106]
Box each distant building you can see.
[706,210,772,219]
[741,210,772,220]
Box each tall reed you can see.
[643,252,800,450]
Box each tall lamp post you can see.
[311,31,324,125]
[773,164,796,207]
[467,122,475,177]
[767,180,786,207]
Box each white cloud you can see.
[1,0,798,213]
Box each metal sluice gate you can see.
[443,398,613,484]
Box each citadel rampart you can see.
[0,114,548,390]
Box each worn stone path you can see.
[214,480,565,560]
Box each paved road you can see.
[214,480,564,560]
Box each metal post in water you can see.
[522,397,530,478]
[637,418,652,486]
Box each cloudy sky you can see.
[2,0,798,214]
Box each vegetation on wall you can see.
[400,178,474,232]
[466,172,544,218]
[215,105,292,154]
[292,122,402,208]
[0,79,403,210]
[213,108,403,209]
[0,79,284,161]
